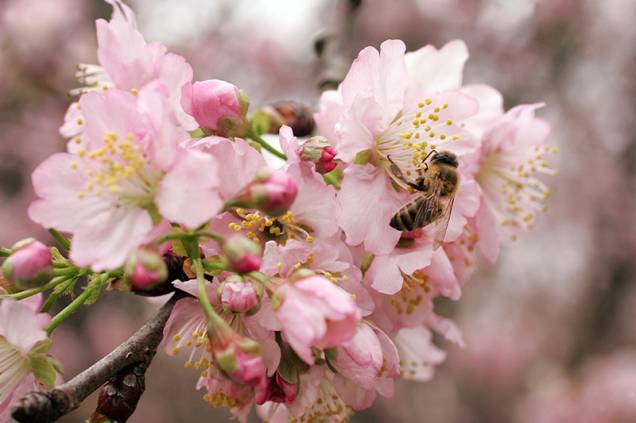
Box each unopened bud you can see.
[208,323,266,388]
[298,136,337,174]
[2,239,53,290]
[181,79,249,136]
[217,275,263,314]
[251,168,298,215]
[125,250,168,292]
[223,236,262,273]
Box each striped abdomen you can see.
[390,196,442,231]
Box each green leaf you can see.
[171,239,188,257]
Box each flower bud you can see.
[249,168,298,216]
[217,275,263,314]
[125,249,168,292]
[208,323,266,388]
[181,79,249,135]
[223,236,262,273]
[2,239,53,290]
[298,136,337,174]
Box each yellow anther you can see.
[425,98,432,105]
[446,119,453,126]
[131,88,139,94]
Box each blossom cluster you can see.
[0,1,556,422]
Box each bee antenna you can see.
[421,150,438,163]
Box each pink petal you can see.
[338,165,402,255]
[156,150,222,228]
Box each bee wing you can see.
[411,177,442,228]
[430,195,454,249]
[414,175,455,249]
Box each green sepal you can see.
[171,239,188,257]
[324,347,338,362]
[396,238,416,248]
[215,347,238,374]
[189,128,206,139]
[277,357,299,385]
[250,111,271,136]
[29,355,58,388]
[352,149,373,165]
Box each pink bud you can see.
[2,239,52,290]
[181,79,248,135]
[208,324,266,388]
[218,275,262,314]
[223,236,262,273]
[298,136,338,174]
[125,250,168,292]
[250,168,298,215]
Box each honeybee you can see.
[389,150,459,246]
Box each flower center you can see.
[390,270,430,316]
[376,98,461,183]
[228,209,315,245]
[70,131,160,207]
[476,144,558,238]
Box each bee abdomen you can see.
[390,197,441,231]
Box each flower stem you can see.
[41,278,76,313]
[1,275,73,301]
[192,257,225,327]
[0,247,10,257]
[248,132,288,161]
[48,229,71,251]
[46,275,106,334]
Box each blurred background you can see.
[1,0,635,421]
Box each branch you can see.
[314,0,362,91]
[11,293,183,423]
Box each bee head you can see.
[431,150,458,167]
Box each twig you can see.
[11,293,183,423]
[314,0,362,91]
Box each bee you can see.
[388,150,459,246]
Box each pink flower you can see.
[2,239,52,290]
[330,322,398,391]
[29,88,223,271]
[394,326,446,382]
[274,275,361,364]
[315,39,480,254]
[181,79,247,134]
[330,322,399,410]
[0,296,59,419]
[473,104,555,261]
[69,0,196,130]
[261,237,374,316]
[369,249,462,336]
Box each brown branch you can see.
[11,293,183,423]
[314,0,362,91]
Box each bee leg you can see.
[387,155,411,186]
